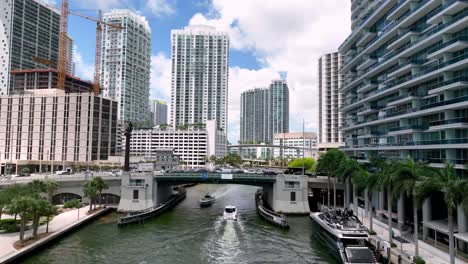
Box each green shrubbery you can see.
[0,219,19,233]
[414,256,425,264]
[63,199,81,209]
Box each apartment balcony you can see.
[387,59,426,79]
[428,0,468,24]
[428,158,467,169]
[387,92,423,107]
[387,28,422,51]
[357,106,380,116]
[345,48,357,58]
[387,0,416,21]
[399,0,442,28]
[344,138,468,151]
[419,94,468,110]
[428,117,468,131]
[428,76,468,95]
[356,30,377,47]
[427,35,468,60]
[357,131,386,139]
[356,55,377,71]
[357,80,378,93]
[387,124,428,135]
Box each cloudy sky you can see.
[43,0,351,144]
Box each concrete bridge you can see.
[0,172,345,214]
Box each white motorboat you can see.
[223,205,237,220]
[199,194,215,207]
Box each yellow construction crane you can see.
[52,0,123,95]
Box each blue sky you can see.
[52,0,351,144]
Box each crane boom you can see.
[57,0,69,90]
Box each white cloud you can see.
[189,0,351,143]
[73,47,94,82]
[145,0,175,17]
[149,52,172,101]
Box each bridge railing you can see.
[155,173,277,181]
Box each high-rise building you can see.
[240,88,270,143]
[273,132,318,158]
[101,9,151,123]
[269,80,289,138]
[240,80,290,144]
[340,0,468,246]
[170,25,229,131]
[149,99,168,126]
[0,0,60,95]
[65,36,75,76]
[0,89,118,173]
[318,52,344,147]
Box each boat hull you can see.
[310,214,346,264]
[199,198,215,207]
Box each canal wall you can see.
[0,207,113,264]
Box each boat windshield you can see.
[345,247,374,263]
[225,208,236,213]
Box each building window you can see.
[133,190,139,200]
[290,192,296,202]
[285,181,300,188]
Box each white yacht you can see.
[310,207,378,264]
[223,205,237,220]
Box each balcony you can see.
[356,55,377,71]
[387,27,423,51]
[356,30,377,47]
[356,131,386,139]
[427,35,468,60]
[419,95,468,110]
[387,92,423,107]
[387,59,426,79]
[399,0,442,28]
[428,0,468,24]
[357,80,378,93]
[428,117,468,131]
[387,0,415,21]
[388,124,428,135]
[428,76,468,95]
[357,106,380,116]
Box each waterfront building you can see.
[318,52,344,147]
[0,89,118,173]
[149,99,168,126]
[240,80,289,144]
[170,25,229,131]
[130,149,180,171]
[129,120,225,168]
[339,0,468,253]
[228,144,272,160]
[240,88,270,143]
[101,9,151,123]
[273,132,318,159]
[0,0,60,95]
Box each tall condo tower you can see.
[170,25,229,130]
[149,99,168,126]
[240,79,289,144]
[269,80,289,139]
[0,0,60,95]
[318,52,344,146]
[101,9,151,123]
[240,88,270,143]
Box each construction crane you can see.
[55,0,123,95]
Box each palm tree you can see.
[376,161,399,246]
[418,163,468,264]
[45,180,60,203]
[83,180,98,212]
[316,149,346,208]
[92,177,109,208]
[393,157,431,257]
[9,196,35,242]
[336,158,360,210]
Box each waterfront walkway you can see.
[356,207,463,264]
[0,206,103,263]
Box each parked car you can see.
[263,170,277,176]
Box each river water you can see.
[20,184,338,264]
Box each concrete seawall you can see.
[0,207,113,264]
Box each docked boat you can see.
[310,208,378,264]
[199,194,215,207]
[223,205,237,220]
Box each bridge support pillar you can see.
[271,174,310,214]
[118,172,156,212]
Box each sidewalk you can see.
[356,207,463,264]
[0,206,96,261]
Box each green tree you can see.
[393,157,432,257]
[316,149,346,208]
[45,180,60,203]
[9,196,35,242]
[0,190,10,221]
[376,160,399,246]
[335,157,359,209]
[83,180,98,212]
[31,198,49,238]
[418,163,468,264]
[287,158,316,173]
[92,177,109,208]
[353,168,379,232]
[44,204,59,233]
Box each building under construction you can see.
[10,69,93,93]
